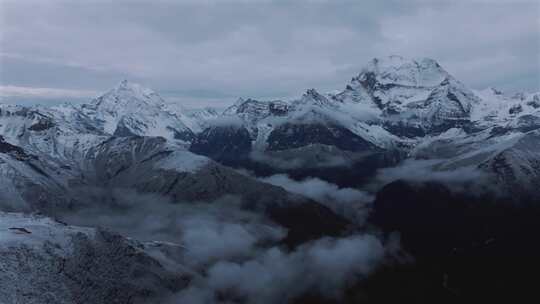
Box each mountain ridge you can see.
[1,55,539,203]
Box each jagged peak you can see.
[296,88,336,108]
[90,80,164,109]
[489,87,504,95]
[356,55,449,88]
[301,88,327,102]
[230,97,261,108]
[234,97,246,106]
[365,55,442,71]
[111,79,156,96]
[304,88,323,98]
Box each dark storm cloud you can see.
[0,0,538,106]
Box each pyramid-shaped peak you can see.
[113,80,156,96]
[359,55,449,87]
[491,87,504,95]
[367,55,441,70]
[90,80,164,109]
[119,79,129,87]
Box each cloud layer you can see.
[1,0,538,106]
[58,186,391,303]
[171,234,386,304]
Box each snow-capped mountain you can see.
[1,54,539,304]
[409,127,540,199]
[185,56,540,198]
[1,55,539,207]
[216,56,536,143]
[179,106,220,133]
[0,99,347,247]
[331,56,478,126]
[208,56,482,156]
[80,80,195,141]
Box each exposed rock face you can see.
[190,125,252,165]
[0,135,29,160]
[266,123,376,152]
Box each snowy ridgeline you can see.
[0,55,539,207]
[2,55,538,149]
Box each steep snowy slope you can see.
[0,212,184,304]
[80,80,195,141]
[214,88,399,155]
[409,127,540,200]
[223,97,290,141]
[0,135,69,211]
[181,106,220,133]
[0,104,109,210]
[331,55,480,136]
[78,135,340,218]
[472,88,540,131]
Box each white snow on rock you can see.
[80,80,194,140]
[360,55,449,87]
[0,212,185,304]
[155,150,209,173]
[472,87,540,128]
[0,212,93,252]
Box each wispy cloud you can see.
[0,85,98,99]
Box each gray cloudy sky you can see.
[0,0,539,108]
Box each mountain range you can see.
[1,55,539,303]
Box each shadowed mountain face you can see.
[190,125,253,165]
[266,123,377,152]
[367,180,540,303]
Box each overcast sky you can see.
[0,0,539,108]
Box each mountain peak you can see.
[88,80,164,110]
[112,80,156,97]
[118,79,129,87]
[297,88,334,108]
[358,55,448,87]
[304,88,322,98]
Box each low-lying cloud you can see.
[372,159,498,195]
[60,187,284,254]
[170,234,386,304]
[58,186,392,303]
[259,174,374,224]
[250,150,351,170]
[205,115,244,128]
